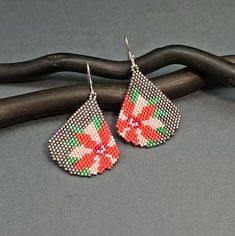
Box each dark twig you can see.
[0,45,234,86]
[0,66,212,128]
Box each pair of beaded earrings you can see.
[48,38,181,177]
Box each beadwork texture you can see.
[48,97,119,176]
[116,65,181,147]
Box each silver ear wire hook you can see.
[124,36,137,67]
[86,63,96,99]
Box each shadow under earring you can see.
[116,37,181,147]
[49,64,119,176]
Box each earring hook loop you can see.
[124,36,137,68]
[86,63,96,100]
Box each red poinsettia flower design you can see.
[116,95,162,146]
[73,121,119,175]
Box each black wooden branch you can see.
[1,53,235,128]
[0,45,234,86]
[0,67,205,128]
[0,43,235,128]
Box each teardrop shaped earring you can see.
[116,37,181,147]
[49,64,120,176]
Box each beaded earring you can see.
[48,64,120,176]
[116,38,181,147]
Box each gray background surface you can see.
[0,1,235,236]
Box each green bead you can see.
[147,140,157,147]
